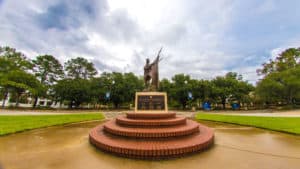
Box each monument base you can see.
[135,92,168,113]
[89,112,214,159]
[89,92,214,159]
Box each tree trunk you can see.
[59,101,63,108]
[69,101,73,109]
[15,93,20,107]
[1,91,8,108]
[32,96,38,108]
[114,102,119,109]
[222,99,226,109]
[75,102,80,108]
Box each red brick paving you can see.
[116,115,186,127]
[104,119,199,138]
[126,112,176,119]
[89,112,214,159]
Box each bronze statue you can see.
[144,48,163,91]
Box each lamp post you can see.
[185,80,193,110]
[105,79,115,109]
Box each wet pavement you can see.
[0,121,299,169]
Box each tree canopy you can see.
[211,72,253,109]
[257,48,300,75]
[256,48,300,106]
[1,45,299,109]
[64,57,97,79]
[32,55,64,85]
[0,70,42,107]
[0,46,33,72]
[54,78,91,108]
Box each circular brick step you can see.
[103,119,199,138]
[116,116,186,127]
[89,123,214,159]
[126,112,176,119]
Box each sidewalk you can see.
[202,109,300,117]
[1,109,300,117]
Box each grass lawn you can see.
[195,113,300,135]
[0,113,104,136]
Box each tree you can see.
[0,57,16,74]
[0,47,35,108]
[89,72,116,106]
[32,55,64,85]
[257,48,300,76]
[280,67,300,104]
[190,79,213,108]
[89,77,108,106]
[159,78,173,101]
[64,57,97,79]
[256,66,300,105]
[54,78,91,108]
[91,72,144,108]
[0,70,42,107]
[211,76,234,109]
[170,74,192,109]
[123,73,144,103]
[232,80,254,106]
[0,58,14,99]
[256,73,284,104]
[256,48,300,106]
[31,55,64,107]
[211,72,253,109]
[0,46,33,72]
[108,72,137,108]
[198,80,213,102]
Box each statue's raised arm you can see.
[151,47,163,65]
[144,47,163,91]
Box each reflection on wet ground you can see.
[0,120,299,169]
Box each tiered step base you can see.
[116,116,186,127]
[126,112,176,119]
[105,119,199,138]
[89,112,214,159]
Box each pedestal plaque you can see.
[135,92,168,113]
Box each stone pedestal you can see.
[135,92,168,113]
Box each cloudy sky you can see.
[1,0,300,83]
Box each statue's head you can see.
[146,58,150,64]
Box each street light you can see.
[185,80,194,110]
[188,92,193,100]
[184,80,192,99]
[105,79,115,109]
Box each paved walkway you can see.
[0,109,197,119]
[203,109,300,117]
[1,120,299,169]
[0,109,299,118]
